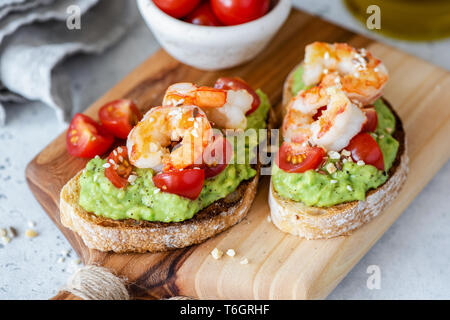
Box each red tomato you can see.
[184,1,223,26]
[98,100,142,139]
[153,0,200,18]
[211,0,270,25]
[346,133,384,171]
[66,113,114,158]
[214,77,260,115]
[361,107,378,133]
[104,146,133,189]
[202,136,233,178]
[275,142,326,173]
[153,169,205,200]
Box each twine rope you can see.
[64,265,193,300]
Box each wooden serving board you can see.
[26,10,450,300]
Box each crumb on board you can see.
[211,248,223,260]
[226,249,236,257]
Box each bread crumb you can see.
[27,221,36,228]
[211,248,223,260]
[226,249,236,257]
[25,229,38,238]
[240,258,249,265]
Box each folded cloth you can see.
[0,0,138,125]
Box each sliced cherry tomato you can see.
[211,0,270,25]
[153,168,205,200]
[153,0,200,18]
[66,113,114,158]
[202,136,233,178]
[98,100,142,139]
[185,1,223,26]
[346,133,384,171]
[104,146,133,189]
[214,77,260,115]
[361,107,378,133]
[275,142,326,173]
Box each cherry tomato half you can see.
[66,113,114,158]
[104,146,133,189]
[202,136,233,178]
[153,0,200,18]
[346,133,384,171]
[211,0,270,25]
[185,1,223,26]
[153,168,205,200]
[98,100,142,139]
[275,142,326,173]
[214,77,260,115]
[361,107,378,133]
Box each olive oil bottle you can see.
[343,0,450,41]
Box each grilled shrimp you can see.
[283,86,366,151]
[303,42,388,105]
[163,82,253,129]
[127,105,213,171]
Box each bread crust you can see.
[269,64,409,239]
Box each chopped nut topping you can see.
[240,258,249,265]
[211,248,223,260]
[386,127,393,133]
[226,249,236,257]
[341,149,351,157]
[357,160,365,166]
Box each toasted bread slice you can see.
[60,99,276,253]
[60,168,259,253]
[269,64,408,239]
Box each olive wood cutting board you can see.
[26,10,450,300]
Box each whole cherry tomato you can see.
[211,0,270,25]
[185,1,223,26]
[276,142,326,173]
[66,113,114,158]
[361,107,378,133]
[346,133,384,171]
[202,135,233,178]
[104,146,133,189]
[153,0,200,18]
[153,168,205,200]
[98,100,142,139]
[214,77,260,115]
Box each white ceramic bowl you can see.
[137,0,292,70]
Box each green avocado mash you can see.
[78,90,270,222]
[272,66,400,207]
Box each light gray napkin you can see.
[0,0,139,125]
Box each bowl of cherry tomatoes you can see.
[137,0,291,70]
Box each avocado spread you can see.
[78,90,270,222]
[272,66,400,207]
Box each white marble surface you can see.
[0,1,449,300]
